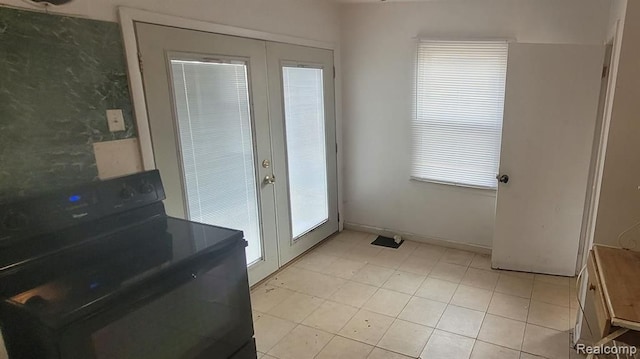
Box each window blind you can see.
[412,41,508,189]
[170,59,262,264]
[282,66,329,239]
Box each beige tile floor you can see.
[251,230,583,359]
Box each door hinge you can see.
[333,66,336,79]
[335,143,338,153]
[138,52,144,74]
[338,212,340,222]
[602,65,609,78]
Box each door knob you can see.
[496,174,510,184]
[263,175,276,185]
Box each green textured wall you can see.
[0,7,136,203]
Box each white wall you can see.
[0,0,340,43]
[576,0,635,344]
[0,0,345,228]
[340,0,611,249]
[593,0,640,248]
[608,0,628,37]
[579,0,626,255]
[0,1,341,358]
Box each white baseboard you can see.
[343,222,492,255]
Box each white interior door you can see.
[492,43,604,276]
[266,43,339,265]
[136,23,279,285]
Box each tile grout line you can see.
[474,338,527,356]
[255,236,577,359]
[345,240,458,357]
[309,323,339,359]
[369,282,417,356]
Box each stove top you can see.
[4,215,242,328]
[0,171,245,329]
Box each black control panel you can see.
[0,170,166,246]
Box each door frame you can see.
[118,7,344,230]
[575,21,624,273]
[573,20,624,345]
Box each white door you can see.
[266,43,339,265]
[492,44,604,276]
[136,23,279,284]
[135,23,339,283]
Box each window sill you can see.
[410,176,498,192]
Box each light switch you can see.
[106,109,126,132]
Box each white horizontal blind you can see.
[412,41,508,189]
[282,66,329,239]
[170,59,262,264]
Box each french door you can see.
[266,42,338,265]
[135,23,337,285]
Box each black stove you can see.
[0,170,256,359]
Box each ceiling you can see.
[332,0,450,2]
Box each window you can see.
[170,59,262,264]
[281,66,329,239]
[412,41,508,189]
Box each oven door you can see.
[58,242,254,359]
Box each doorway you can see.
[135,23,338,285]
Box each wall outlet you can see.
[106,109,125,132]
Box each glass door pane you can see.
[170,59,262,264]
[282,67,329,239]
